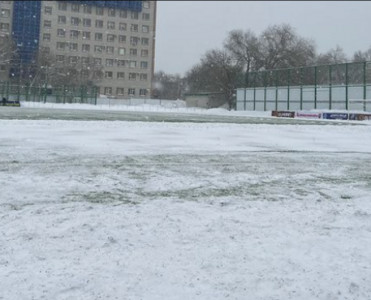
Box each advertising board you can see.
[271,111,295,118]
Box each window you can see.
[105,71,113,79]
[140,73,148,81]
[129,61,137,69]
[83,18,91,27]
[81,57,90,64]
[71,17,80,26]
[129,49,137,56]
[94,45,105,53]
[143,1,150,9]
[95,20,103,28]
[1,9,10,18]
[96,7,104,15]
[56,55,65,63]
[42,47,50,54]
[58,2,67,10]
[141,38,149,46]
[107,34,116,42]
[82,31,91,40]
[116,88,124,95]
[108,9,115,17]
[43,33,51,41]
[142,25,149,33]
[95,33,103,41]
[44,6,52,14]
[44,20,51,28]
[119,10,127,18]
[140,61,148,69]
[105,59,114,67]
[69,56,78,64]
[70,43,78,51]
[129,72,136,80]
[104,87,112,95]
[128,88,135,96]
[57,28,66,37]
[142,13,150,20]
[94,58,102,65]
[141,49,148,57]
[70,30,79,39]
[82,44,90,52]
[130,24,138,32]
[57,42,65,50]
[119,35,126,43]
[139,89,147,96]
[71,4,80,12]
[117,60,126,67]
[106,46,114,54]
[107,21,115,30]
[58,16,66,24]
[131,12,138,20]
[83,5,92,14]
[119,23,127,31]
[117,72,125,79]
[81,70,89,78]
[118,48,125,56]
[130,36,139,46]
[0,23,9,31]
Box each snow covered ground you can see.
[1,105,371,299]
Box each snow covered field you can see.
[1,105,371,299]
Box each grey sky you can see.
[154,1,371,76]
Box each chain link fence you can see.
[0,82,98,105]
[237,61,371,112]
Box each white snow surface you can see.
[1,105,371,299]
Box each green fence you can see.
[0,82,98,105]
[237,61,371,111]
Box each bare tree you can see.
[0,35,18,81]
[316,45,347,65]
[186,49,243,110]
[224,29,260,86]
[353,48,371,62]
[258,24,316,70]
[152,71,186,99]
[30,48,103,88]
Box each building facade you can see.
[0,0,156,98]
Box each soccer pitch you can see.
[1,107,371,299]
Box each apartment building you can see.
[0,1,156,98]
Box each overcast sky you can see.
[154,1,371,76]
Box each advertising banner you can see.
[271,111,295,118]
[349,114,371,121]
[322,113,349,120]
[296,111,322,119]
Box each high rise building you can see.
[0,1,156,98]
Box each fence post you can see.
[243,88,246,111]
[94,86,98,105]
[300,68,303,110]
[314,66,317,109]
[345,63,349,110]
[287,69,290,110]
[253,73,256,111]
[329,65,332,110]
[275,70,278,110]
[363,61,367,112]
